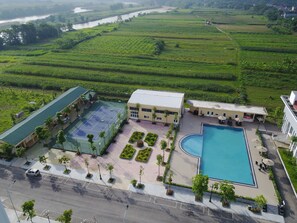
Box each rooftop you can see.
[187,100,268,115]
[0,86,88,146]
[128,89,184,109]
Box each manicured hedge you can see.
[120,144,136,160]
[144,132,158,146]
[135,147,152,163]
[129,131,144,143]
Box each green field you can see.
[0,87,55,133]
[0,8,296,132]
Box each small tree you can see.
[57,130,66,150]
[164,110,169,125]
[56,209,72,223]
[192,174,209,202]
[84,158,90,176]
[166,171,174,195]
[255,195,267,210]
[87,134,94,155]
[39,155,49,169]
[45,117,53,128]
[58,155,70,173]
[138,165,144,186]
[15,147,27,161]
[160,140,167,164]
[99,131,105,145]
[22,200,36,222]
[219,181,236,207]
[106,163,114,182]
[156,154,163,179]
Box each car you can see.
[25,168,41,177]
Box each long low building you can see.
[188,100,268,122]
[127,89,185,124]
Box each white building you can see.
[281,91,297,156]
[127,89,185,124]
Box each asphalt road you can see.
[0,165,272,223]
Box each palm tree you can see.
[58,155,70,173]
[156,154,163,181]
[139,165,144,186]
[106,163,114,182]
[164,110,169,126]
[160,140,167,164]
[39,155,49,170]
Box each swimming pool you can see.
[180,124,255,186]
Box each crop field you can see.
[0,8,296,130]
[0,87,54,133]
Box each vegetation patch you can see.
[120,144,136,160]
[144,132,158,146]
[128,131,145,143]
[278,148,297,193]
[135,147,152,163]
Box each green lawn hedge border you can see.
[135,147,152,163]
[144,132,158,146]
[120,144,136,160]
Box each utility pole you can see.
[7,180,20,222]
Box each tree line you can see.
[0,23,61,49]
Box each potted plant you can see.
[219,181,236,207]
[166,171,174,196]
[131,179,137,187]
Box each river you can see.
[73,7,173,30]
[0,14,51,25]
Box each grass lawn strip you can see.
[278,147,297,192]
[144,132,158,146]
[135,147,152,163]
[120,144,136,160]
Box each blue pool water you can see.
[180,124,254,186]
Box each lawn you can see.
[0,87,55,133]
[278,148,297,193]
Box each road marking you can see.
[154,197,177,208]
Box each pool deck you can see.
[171,110,279,205]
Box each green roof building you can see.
[0,86,88,147]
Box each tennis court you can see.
[57,101,126,154]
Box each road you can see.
[0,165,272,223]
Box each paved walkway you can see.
[262,133,297,223]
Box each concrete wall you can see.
[127,103,182,124]
[282,106,297,157]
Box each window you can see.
[207,111,210,115]
[156,110,164,114]
[174,119,178,123]
[235,114,238,118]
[211,112,214,116]
[142,108,152,112]
[144,115,149,119]
[223,113,226,117]
[130,111,138,118]
[129,107,138,111]
[157,117,162,120]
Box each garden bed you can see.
[129,131,145,143]
[144,132,158,146]
[120,144,136,160]
[135,147,152,163]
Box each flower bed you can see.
[144,132,158,146]
[120,144,136,160]
[129,131,145,143]
[135,147,152,163]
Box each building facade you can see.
[281,91,297,157]
[188,100,268,122]
[127,89,184,124]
